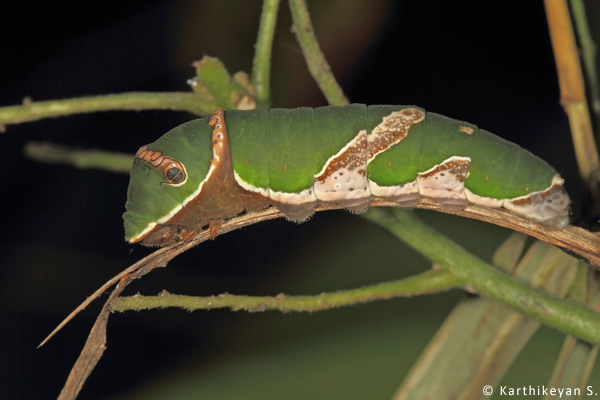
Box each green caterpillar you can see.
[123,104,569,246]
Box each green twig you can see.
[251,0,281,108]
[0,92,217,128]
[362,208,600,346]
[288,0,349,106]
[545,0,600,182]
[570,0,600,122]
[24,142,134,174]
[112,269,462,312]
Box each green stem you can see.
[112,269,462,312]
[569,0,600,122]
[251,0,281,108]
[362,208,600,346]
[0,92,217,128]
[24,142,134,174]
[288,0,349,106]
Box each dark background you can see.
[1,1,598,399]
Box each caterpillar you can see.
[123,104,569,246]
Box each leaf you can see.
[542,265,600,400]
[391,237,579,400]
[193,56,255,110]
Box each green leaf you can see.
[193,56,255,110]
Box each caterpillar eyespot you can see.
[134,147,187,186]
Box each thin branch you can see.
[55,236,194,400]
[401,199,600,270]
[0,92,217,128]
[41,224,208,349]
[50,203,600,398]
[545,0,600,181]
[362,208,600,346]
[569,0,600,123]
[112,269,463,313]
[43,198,600,349]
[288,0,349,106]
[48,200,600,398]
[251,0,281,108]
[24,142,133,174]
[57,279,125,400]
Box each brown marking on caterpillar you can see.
[315,131,367,184]
[417,156,471,210]
[503,175,569,228]
[187,108,248,219]
[135,146,187,185]
[418,158,470,183]
[314,130,370,210]
[367,108,425,161]
[505,177,565,208]
[140,109,270,245]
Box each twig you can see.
[545,0,600,181]
[569,0,600,123]
[54,238,191,400]
[47,198,600,398]
[51,202,600,398]
[363,208,600,346]
[112,269,462,313]
[57,279,125,400]
[24,142,133,173]
[288,0,349,106]
[43,198,600,349]
[251,0,281,108]
[52,229,218,399]
[0,92,217,128]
